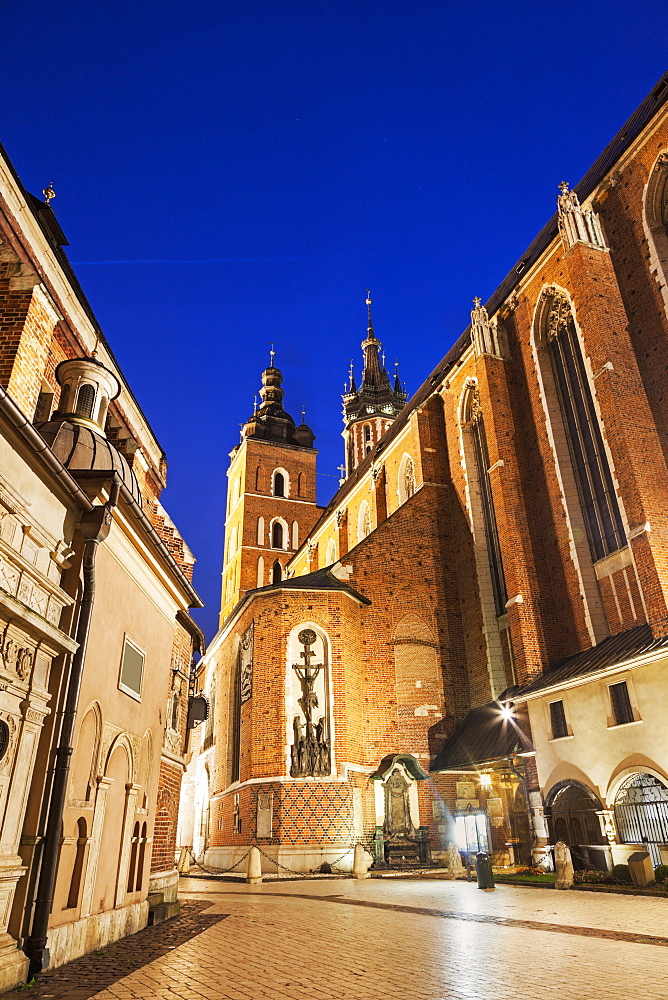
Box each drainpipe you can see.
[26,485,118,976]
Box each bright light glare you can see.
[479,773,492,787]
[500,704,514,721]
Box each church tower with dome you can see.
[219,352,320,624]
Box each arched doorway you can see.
[547,781,608,871]
[614,772,668,865]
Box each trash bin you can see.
[476,851,495,889]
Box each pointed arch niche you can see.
[392,615,443,741]
[397,453,416,506]
[644,151,668,317]
[357,500,371,543]
[285,623,333,778]
[459,378,510,699]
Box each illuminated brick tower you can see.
[342,292,407,475]
[220,351,320,623]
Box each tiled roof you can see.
[517,623,668,698]
[431,702,534,771]
[248,567,371,604]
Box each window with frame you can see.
[609,680,634,726]
[271,521,284,548]
[464,385,507,616]
[119,638,145,699]
[75,383,96,419]
[549,700,569,739]
[273,471,285,497]
[547,298,626,561]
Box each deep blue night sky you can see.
[3,1,667,638]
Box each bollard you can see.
[475,851,495,890]
[246,846,263,884]
[352,843,370,879]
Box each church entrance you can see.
[614,772,668,865]
[546,781,608,871]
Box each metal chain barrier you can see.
[186,846,252,876]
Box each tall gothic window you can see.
[546,295,626,561]
[464,384,507,616]
[272,559,282,584]
[230,660,241,783]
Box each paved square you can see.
[7,877,668,999]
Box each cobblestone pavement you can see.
[7,876,668,1000]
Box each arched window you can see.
[98,394,109,426]
[643,152,668,301]
[127,821,140,893]
[67,817,87,908]
[462,383,507,617]
[58,384,71,414]
[272,560,282,584]
[75,383,96,419]
[357,501,371,542]
[228,525,238,560]
[230,655,242,783]
[364,424,371,442]
[256,555,265,587]
[273,471,285,497]
[257,516,265,546]
[542,291,626,561]
[325,538,337,565]
[272,520,284,549]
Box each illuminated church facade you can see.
[186,73,668,874]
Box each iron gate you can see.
[614,772,668,865]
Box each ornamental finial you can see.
[269,343,275,367]
[43,182,56,206]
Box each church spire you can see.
[341,291,408,476]
[361,290,386,387]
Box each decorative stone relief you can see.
[0,716,18,775]
[0,551,68,627]
[557,181,607,250]
[0,628,34,680]
[289,629,331,778]
[335,509,345,527]
[545,289,572,340]
[239,622,254,704]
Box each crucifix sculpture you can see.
[290,628,331,777]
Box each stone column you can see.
[115,783,141,907]
[79,776,113,918]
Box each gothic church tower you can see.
[220,354,319,624]
[342,293,407,475]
